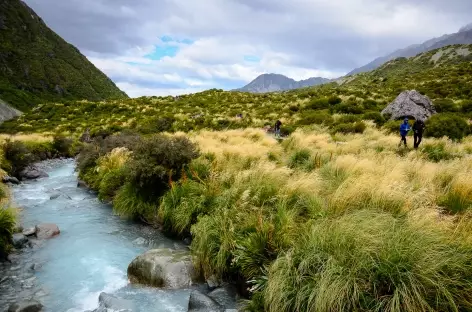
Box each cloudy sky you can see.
[24,0,472,97]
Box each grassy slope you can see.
[0,0,128,111]
[1,44,471,135]
[78,126,472,311]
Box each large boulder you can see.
[95,292,133,311]
[127,248,197,289]
[35,223,60,239]
[2,176,20,185]
[19,167,49,180]
[381,90,436,121]
[188,290,223,312]
[208,284,239,309]
[8,300,43,312]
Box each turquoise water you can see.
[11,160,190,312]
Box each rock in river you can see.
[127,248,197,289]
[12,233,28,249]
[8,299,43,312]
[188,290,222,312]
[22,227,36,236]
[35,223,60,239]
[2,176,20,185]
[19,167,49,181]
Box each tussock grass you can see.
[76,124,472,310]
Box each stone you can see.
[381,90,437,121]
[49,193,60,200]
[132,237,147,246]
[22,228,36,236]
[127,248,197,289]
[12,234,28,249]
[77,180,87,188]
[8,300,43,312]
[183,236,192,246]
[2,176,20,185]
[97,292,133,311]
[19,167,49,180]
[35,223,60,239]
[208,284,239,309]
[188,290,222,312]
[206,274,221,289]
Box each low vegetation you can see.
[76,124,472,311]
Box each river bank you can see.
[0,159,238,312]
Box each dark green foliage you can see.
[297,111,333,126]
[98,168,126,201]
[363,112,386,126]
[425,114,469,141]
[362,99,378,110]
[0,208,16,259]
[137,116,176,134]
[332,121,366,134]
[124,135,200,200]
[288,149,311,169]
[2,139,34,176]
[0,0,127,110]
[462,100,472,113]
[433,99,459,113]
[421,142,455,162]
[52,134,73,157]
[328,96,342,105]
[383,120,402,134]
[306,98,329,110]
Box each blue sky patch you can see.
[144,45,179,60]
[244,55,261,62]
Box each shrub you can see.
[125,135,199,200]
[113,183,158,221]
[363,99,378,110]
[264,210,472,312]
[52,134,73,157]
[0,207,16,259]
[383,120,403,134]
[363,112,386,126]
[462,100,472,113]
[425,113,469,141]
[2,139,35,177]
[306,98,329,110]
[332,121,366,134]
[328,96,342,105]
[421,142,455,162]
[298,112,333,126]
[98,168,127,201]
[288,149,311,169]
[434,99,459,113]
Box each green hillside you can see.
[1,44,471,136]
[0,0,127,111]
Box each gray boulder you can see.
[19,167,49,180]
[127,248,197,289]
[22,227,36,236]
[189,290,223,312]
[208,284,239,309]
[96,292,133,311]
[381,90,436,121]
[3,176,20,185]
[8,300,43,312]
[12,233,28,248]
[35,223,60,239]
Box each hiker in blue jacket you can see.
[399,118,411,147]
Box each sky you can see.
[23,0,472,98]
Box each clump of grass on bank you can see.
[76,125,472,310]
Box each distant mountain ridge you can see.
[0,0,127,111]
[348,24,472,75]
[236,73,331,93]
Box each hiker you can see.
[398,118,411,147]
[413,119,426,149]
[274,120,282,138]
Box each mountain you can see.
[0,0,127,111]
[348,24,472,76]
[236,73,330,93]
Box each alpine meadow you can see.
[1,1,472,311]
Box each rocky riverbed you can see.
[1,159,240,312]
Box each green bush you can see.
[383,120,402,134]
[264,210,472,312]
[421,142,455,162]
[425,113,469,141]
[0,207,16,259]
[124,135,200,201]
[98,168,127,201]
[2,139,35,177]
[328,96,342,105]
[306,98,329,110]
[288,149,311,169]
[363,112,386,126]
[363,99,378,110]
[434,99,459,113]
[332,121,366,134]
[52,134,74,157]
[297,112,333,126]
[461,100,472,113]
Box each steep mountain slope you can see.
[237,73,330,93]
[0,0,127,111]
[348,25,472,75]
